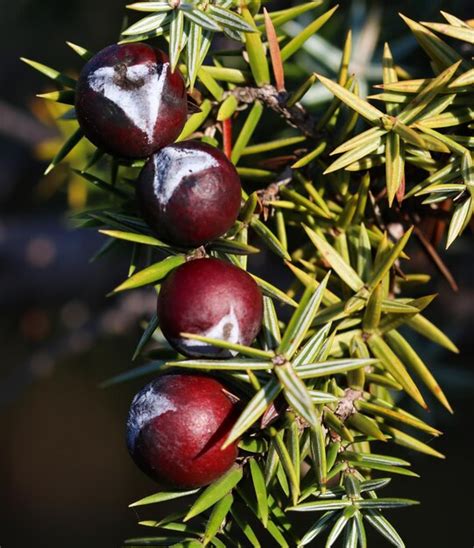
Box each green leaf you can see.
[360,478,392,493]
[356,223,373,282]
[326,512,350,547]
[177,98,212,140]
[21,57,77,88]
[344,516,359,548]
[179,333,273,360]
[310,390,339,404]
[186,23,203,89]
[332,127,387,155]
[208,5,255,33]
[197,65,248,84]
[113,255,185,293]
[203,493,233,546]
[363,283,383,332]
[289,500,352,512]
[126,2,172,13]
[224,378,281,448]
[293,323,333,367]
[169,9,187,71]
[275,362,318,429]
[358,498,418,510]
[379,424,445,459]
[292,141,327,169]
[310,415,328,490]
[260,1,323,28]
[209,238,260,256]
[347,462,419,477]
[249,459,268,527]
[66,41,94,60]
[439,11,471,27]
[251,274,298,308]
[241,7,270,87]
[238,437,268,453]
[384,330,452,413]
[37,89,76,105]
[44,127,84,175]
[447,195,473,248]
[182,7,221,32]
[385,132,405,206]
[357,399,442,436]
[280,6,338,62]
[367,227,413,290]
[229,504,261,547]
[296,359,376,380]
[279,187,332,219]
[232,101,265,164]
[422,20,474,43]
[250,217,291,261]
[367,335,426,409]
[73,170,131,199]
[242,136,307,156]
[346,413,387,442]
[300,511,338,546]
[261,296,282,351]
[399,14,470,71]
[130,488,200,507]
[278,273,329,359]
[340,451,410,467]
[324,409,354,443]
[407,314,459,353]
[132,315,160,360]
[185,467,243,521]
[325,138,383,175]
[304,226,364,292]
[398,61,461,125]
[364,511,405,548]
[316,73,384,125]
[123,535,195,545]
[217,94,238,122]
[122,12,169,35]
[99,230,172,249]
[166,358,270,371]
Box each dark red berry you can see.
[126,374,239,488]
[136,141,242,246]
[158,258,263,358]
[75,43,187,158]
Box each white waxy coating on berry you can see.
[152,146,220,210]
[181,305,241,356]
[126,383,177,451]
[88,63,168,142]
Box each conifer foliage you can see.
[25,2,473,546]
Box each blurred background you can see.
[0,0,473,546]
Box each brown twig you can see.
[229,85,318,138]
[413,225,459,292]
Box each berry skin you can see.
[126,374,239,488]
[158,258,263,358]
[75,43,187,158]
[136,141,242,246]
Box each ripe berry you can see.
[75,43,187,158]
[126,374,239,488]
[158,258,263,358]
[136,141,242,246]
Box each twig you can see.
[413,225,459,292]
[229,85,318,138]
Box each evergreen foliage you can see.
[25,2,473,546]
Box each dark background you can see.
[0,0,473,546]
